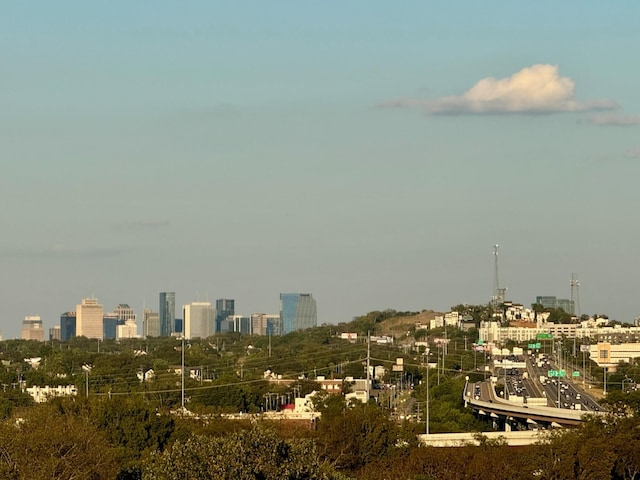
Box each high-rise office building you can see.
[280,293,317,334]
[228,315,251,334]
[103,313,118,340]
[183,302,214,339]
[117,319,139,339]
[60,311,76,341]
[215,299,234,334]
[114,304,136,322]
[21,315,45,341]
[143,309,160,338]
[49,326,61,341]
[159,292,175,337]
[76,298,104,340]
[112,304,137,339]
[535,296,575,315]
[251,313,282,336]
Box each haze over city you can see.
[2,2,640,338]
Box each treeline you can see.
[2,392,640,479]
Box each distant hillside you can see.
[346,309,443,338]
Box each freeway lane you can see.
[525,353,601,411]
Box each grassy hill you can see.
[347,309,443,338]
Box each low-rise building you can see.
[588,342,640,371]
[26,385,78,403]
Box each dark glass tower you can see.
[159,292,176,337]
[60,311,76,341]
[280,293,317,334]
[215,299,235,334]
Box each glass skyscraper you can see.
[159,292,175,337]
[215,299,235,334]
[280,293,317,334]
[60,311,76,341]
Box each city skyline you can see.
[2,3,640,338]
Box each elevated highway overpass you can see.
[463,379,604,429]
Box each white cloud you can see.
[586,113,640,126]
[381,64,618,115]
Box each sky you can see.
[2,2,640,338]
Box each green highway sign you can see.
[548,370,567,378]
[536,333,553,339]
[528,343,542,349]
[572,371,580,377]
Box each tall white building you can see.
[183,302,214,339]
[76,298,104,340]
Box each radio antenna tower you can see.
[491,245,506,308]
[570,273,581,317]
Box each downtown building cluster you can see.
[25,293,317,342]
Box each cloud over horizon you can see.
[381,64,618,115]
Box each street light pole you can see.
[82,364,92,398]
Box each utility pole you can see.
[181,335,185,410]
[426,360,430,435]
[366,331,371,401]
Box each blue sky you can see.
[2,2,640,337]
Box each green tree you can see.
[92,396,175,466]
[313,394,402,472]
[0,402,119,479]
[143,424,345,480]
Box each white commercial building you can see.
[76,298,104,340]
[183,302,215,339]
[117,319,139,339]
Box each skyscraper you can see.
[21,315,44,341]
[251,313,281,336]
[279,293,317,334]
[229,315,251,334]
[60,311,76,341]
[49,326,61,341]
[143,309,160,338]
[159,292,175,337]
[183,302,214,339]
[215,299,235,334]
[103,313,118,339]
[76,298,104,340]
[114,304,136,322]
